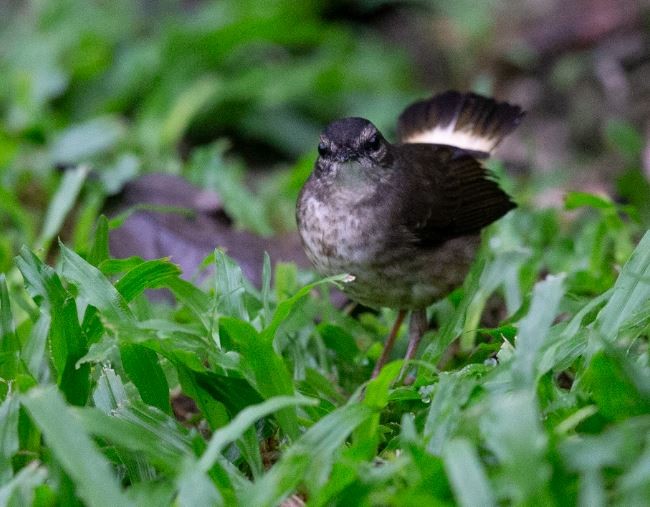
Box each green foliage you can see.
[0,0,649,505]
[0,0,414,255]
[0,199,648,504]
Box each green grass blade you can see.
[596,230,650,338]
[0,187,34,245]
[176,458,225,507]
[0,275,17,351]
[114,259,182,302]
[74,407,186,472]
[261,252,272,326]
[58,241,134,323]
[480,391,551,503]
[214,249,249,321]
[512,274,565,386]
[443,438,495,507]
[120,343,171,414]
[353,360,402,459]
[0,275,20,379]
[198,395,317,471]
[22,386,133,507]
[88,215,110,267]
[16,248,90,403]
[21,314,51,382]
[35,165,89,253]
[0,462,47,506]
[0,393,19,483]
[424,368,481,455]
[243,403,374,506]
[260,273,349,342]
[165,277,213,331]
[176,368,230,430]
[219,317,299,439]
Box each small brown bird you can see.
[296,91,524,377]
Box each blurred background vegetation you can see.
[1,2,650,505]
[1,0,649,273]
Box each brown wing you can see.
[395,145,515,247]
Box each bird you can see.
[296,91,524,378]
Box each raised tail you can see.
[397,91,524,153]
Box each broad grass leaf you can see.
[261,252,272,326]
[20,314,51,382]
[214,249,249,321]
[72,189,105,255]
[188,146,274,236]
[161,77,220,148]
[582,350,650,421]
[75,401,197,474]
[0,275,17,351]
[88,215,110,267]
[238,426,264,479]
[443,438,495,507]
[512,274,565,387]
[35,165,88,252]
[176,368,230,430]
[75,406,184,473]
[198,396,317,472]
[124,482,175,507]
[0,462,47,506]
[480,391,551,504]
[87,368,188,483]
[560,417,650,505]
[261,273,349,342]
[0,393,19,483]
[193,372,265,417]
[92,366,127,411]
[58,242,134,324]
[120,343,171,414]
[301,367,346,406]
[565,191,615,210]
[536,290,609,377]
[22,386,133,507]
[16,248,89,404]
[0,275,20,380]
[176,459,225,507]
[424,367,483,455]
[318,323,359,360]
[353,360,402,459]
[618,441,650,505]
[114,259,182,302]
[0,187,34,247]
[219,317,298,439]
[165,277,213,331]
[560,417,650,471]
[49,117,126,163]
[243,403,374,507]
[596,231,650,339]
[460,251,530,351]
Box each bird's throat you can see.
[330,161,376,201]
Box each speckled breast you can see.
[297,190,481,310]
[297,192,383,276]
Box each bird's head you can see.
[314,117,393,185]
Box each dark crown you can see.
[322,117,376,146]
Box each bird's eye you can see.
[318,142,328,156]
[367,134,381,151]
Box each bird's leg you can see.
[371,309,407,378]
[401,309,428,378]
